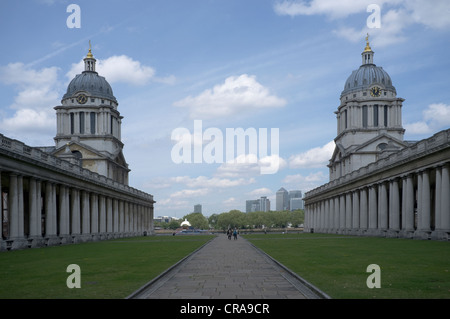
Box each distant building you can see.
[259,196,270,212]
[290,198,304,210]
[276,187,289,211]
[194,204,202,214]
[246,197,270,213]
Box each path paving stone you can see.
[130,234,327,299]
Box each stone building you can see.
[303,36,450,240]
[0,45,155,250]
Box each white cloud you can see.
[289,140,334,168]
[215,153,286,177]
[2,108,54,133]
[173,74,286,119]
[171,175,256,188]
[282,171,328,191]
[404,0,450,29]
[276,0,450,47]
[0,63,61,141]
[170,188,210,198]
[66,55,159,86]
[247,188,272,197]
[405,103,450,135]
[223,197,239,206]
[274,0,376,19]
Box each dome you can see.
[341,34,396,97]
[342,64,395,96]
[63,71,117,102]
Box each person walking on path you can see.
[233,228,238,240]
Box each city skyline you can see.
[1,1,449,218]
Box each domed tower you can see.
[53,43,130,185]
[328,34,407,181]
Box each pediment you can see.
[353,133,407,154]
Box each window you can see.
[70,113,74,134]
[384,105,388,127]
[90,112,96,134]
[373,105,378,127]
[79,112,85,134]
[110,116,114,135]
[362,105,368,128]
[344,110,348,129]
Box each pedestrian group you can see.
[226,228,238,240]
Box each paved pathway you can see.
[129,234,328,299]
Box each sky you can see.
[0,0,449,218]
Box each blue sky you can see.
[0,0,449,218]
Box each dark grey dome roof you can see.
[63,71,117,102]
[342,64,396,96]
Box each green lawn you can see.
[244,233,450,299]
[0,235,214,299]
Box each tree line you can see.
[155,209,304,230]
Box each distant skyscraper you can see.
[259,196,270,212]
[289,190,303,210]
[276,187,289,211]
[194,204,202,214]
[289,190,302,200]
[290,198,304,210]
[246,197,270,213]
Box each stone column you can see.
[59,185,70,244]
[71,188,81,237]
[368,185,377,232]
[416,169,431,239]
[403,174,415,236]
[29,178,39,237]
[440,164,450,234]
[434,167,442,235]
[9,174,19,238]
[9,174,27,249]
[124,201,130,234]
[106,197,113,235]
[334,196,340,233]
[113,199,119,234]
[339,195,345,232]
[379,182,388,232]
[352,190,359,234]
[119,200,125,234]
[81,191,91,240]
[45,182,57,238]
[360,187,368,231]
[90,193,99,238]
[388,178,400,236]
[328,198,334,232]
[99,195,107,235]
[345,192,352,232]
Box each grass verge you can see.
[0,235,214,299]
[244,233,450,299]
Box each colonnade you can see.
[304,164,450,240]
[0,170,153,250]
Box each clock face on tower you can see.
[370,86,381,97]
[76,94,88,104]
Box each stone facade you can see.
[304,38,450,240]
[0,45,154,251]
[0,133,154,250]
[304,128,450,240]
